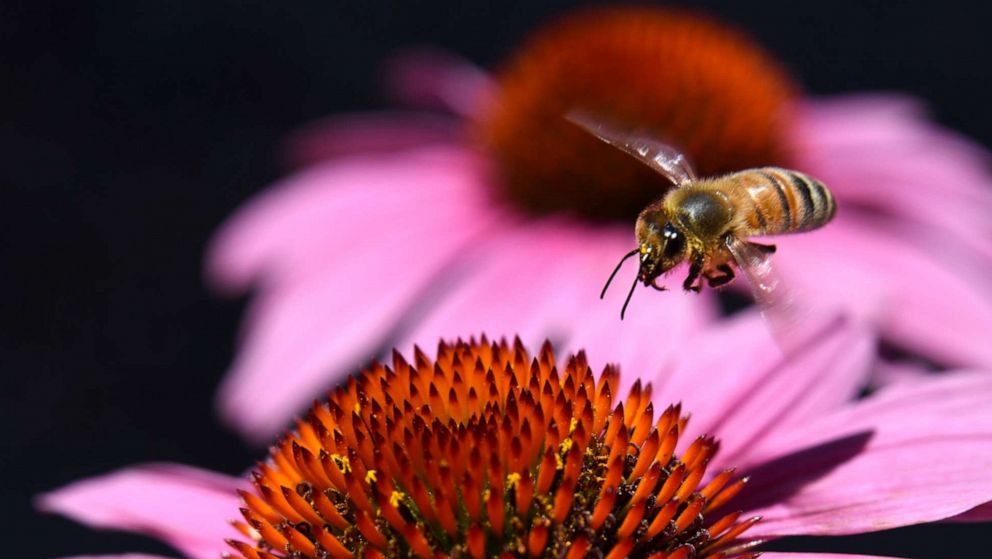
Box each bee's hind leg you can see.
[705,263,735,288]
[749,242,776,254]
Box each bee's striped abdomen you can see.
[736,167,835,235]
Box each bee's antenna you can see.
[620,272,639,320]
[601,248,640,299]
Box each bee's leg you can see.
[705,263,735,288]
[683,259,704,292]
[649,279,668,292]
[749,242,777,254]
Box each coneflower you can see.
[230,337,757,559]
[39,325,992,559]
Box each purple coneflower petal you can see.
[798,95,992,270]
[206,146,494,292]
[281,48,490,168]
[402,218,716,396]
[564,254,717,397]
[37,464,244,559]
[282,111,461,168]
[799,95,991,204]
[60,555,177,559]
[763,554,905,559]
[740,373,992,536]
[402,219,601,347]
[953,501,992,522]
[380,47,495,117]
[870,360,946,388]
[773,217,992,368]
[210,147,508,440]
[656,312,872,468]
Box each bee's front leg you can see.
[683,258,704,292]
[649,279,668,292]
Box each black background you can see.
[5,1,991,557]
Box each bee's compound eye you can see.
[662,223,685,258]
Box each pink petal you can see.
[762,554,905,559]
[211,148,510,441]
[282,111,461,168]
[796,95,992,273]
[37,464,245,559]
[60,556,178,559]
[739,373,992,537]
[206,146,494,292]
[401,218,716,395]
[655,312,872,468]
[952,501,992,522]
[567,254,717,397]
[798,95,991,205]
[379,47,495,118]
[401,219,600,349]
[870,359,936,388]
[770,217,992,368]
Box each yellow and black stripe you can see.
[738,167,835,235]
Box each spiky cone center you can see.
[228,338,758,559]
[477,5,796,221]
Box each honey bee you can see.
[568,112,836,319]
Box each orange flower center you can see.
[477,6,796,221]
[228,338,758,559]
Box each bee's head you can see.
[601,209,688,319]
[635,211,687,285]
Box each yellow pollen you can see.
[331,453,351,474]
[389,490,406,508]
[482,488,491,502]
[506,472,522,489]
[354,402,361,414]
[557,438,574,469]
[568,417,578,434]
[365,469,378,484]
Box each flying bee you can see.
[568,111,836,320]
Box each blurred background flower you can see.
[39,326,992,558]
[208,5,992,443]
[10,2,992,558]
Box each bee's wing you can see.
[725,237,780,307]
[724,236,808,353]
[566,111,697,187]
